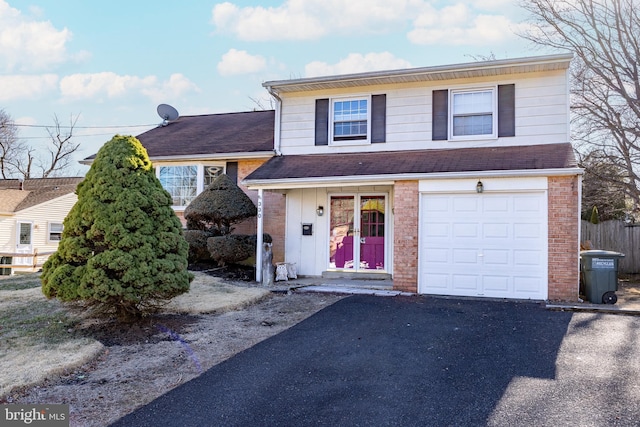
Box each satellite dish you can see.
[157,104,179,126]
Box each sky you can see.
[0,0,557,176]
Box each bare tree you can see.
[0,110,80,179]
[520,0,640,215]
[0,108,24,179]
[578,150,627,221]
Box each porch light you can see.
[476,181,484,193]
[316,206,324,216]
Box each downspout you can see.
[266,86,282,156]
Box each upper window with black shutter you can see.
[432,84,515,141]
[315,95,386,146]
[451,88,495,138]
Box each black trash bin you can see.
[580,250,625,304]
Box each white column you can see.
[256,188,264,282]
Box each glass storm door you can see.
[16,221,33,265]
[329,195,386,271]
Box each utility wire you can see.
[12,123,157,129]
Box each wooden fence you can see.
[0,250,56,273]
[581,220,640,274]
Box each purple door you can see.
[359,196,385,270]
[329,195,385,271]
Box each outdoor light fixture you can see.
[476,181,484,193]
[316,206,324,216]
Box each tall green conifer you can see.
[41,135,192,320]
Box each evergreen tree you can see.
[41,135,192,321]
[590,206,600,225]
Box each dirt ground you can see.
[1,270,344,427]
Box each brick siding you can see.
[393,180,419,292]
[548,175,580,301]
[236,160,286,263]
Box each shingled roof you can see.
[83,110,275,162]
[0,177,83,213]
[244,143,578,183]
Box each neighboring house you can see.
[83,110,286,262]
[0,177,83,274]
[244,53,581,301]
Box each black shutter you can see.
[371,94,386,143]
[432,89,448,140]
[315,99,329,146]
[498,84,515,137]
[226,162,238,184]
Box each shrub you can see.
[184,174,257,234]
[183,230,216,263]
[41,135,193,321]
[207,234,272,267]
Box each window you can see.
[204,165,224,187]
[48,223,63,242]
[333,99,368,141]
[159,165,198,207]
[158,164,224,208]
[451,88,495,138]
[315,95,386,146]
[432,85,515,141]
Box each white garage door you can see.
[419,192,548,300]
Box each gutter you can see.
[243,167,584,190]
[80,151,275,165]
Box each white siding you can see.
[0,193,77,272]
[285,188,328,276]
[284,185,393,276]
[277,69,569,155]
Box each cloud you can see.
[0,0,73,72]
[211,1,520,48]
[141,73,201,103]
[59,72,199,102]
[217,49,267,76]
[408,3,517,45]
[305,52,412,77]
[0,74,58,101]
[211,0,421,41]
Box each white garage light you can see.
[476,181,484,193]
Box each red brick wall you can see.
[236,160,286,263]
[548,175,580,301]
[393,181,419,292]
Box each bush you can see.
[41,135,193,321]
[207,234,272,267]
[183,230,216,263]
[184,174,257,234]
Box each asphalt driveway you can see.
[111,295,640,426]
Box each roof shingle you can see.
[244,143,578,182]
[0,177,83,212]
[84,110,275,161]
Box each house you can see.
[243,53,581,301]
[0,177,83,274]
[85,111,287,263]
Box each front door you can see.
[329,195,386,271]
[16,221,33,266]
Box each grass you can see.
[0,271,271,398]
[0,273,43,291]
[0,275,104,397]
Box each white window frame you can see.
[48,222,64,243]
[157,163,226,210]
[330,95,371,145]
[449,86,497,141]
